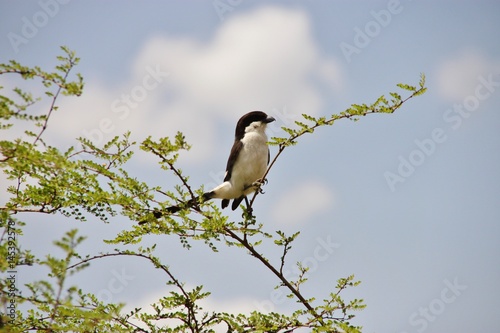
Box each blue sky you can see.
[1,1,500,332]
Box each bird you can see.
[150,111,275,219]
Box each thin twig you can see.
[249,85,426,208]
[33,62,75,146]
[148,146,196,202]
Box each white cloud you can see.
[15,6,343,164]
[271,180,334,225]
[436,49,500,101]
[124,6,343,161]
[133,6,341,118]
[45,81,119,147]
[1,6,344,211]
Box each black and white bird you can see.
[154,111,275,218]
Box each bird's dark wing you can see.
[223,140,243,182]
[231,196,245,210]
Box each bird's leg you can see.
[241,178,268,218]
[244,196,253,216]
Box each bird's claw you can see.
[251,178,267,194]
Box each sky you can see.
[1,1,500,332]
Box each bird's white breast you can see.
[235,131,268,194]
[210,129,269,200]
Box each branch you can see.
[150,147,195,201]
[0,68,66,88]
[223,227,324,325]
[11,292,149,333]
[66,250,202,330]
[142,135,196,204]
[0,47,82,146]
[33,74,66,146]
[249,76,427,207]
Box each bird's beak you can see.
[264,116,276,124]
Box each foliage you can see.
[0,47,426,332]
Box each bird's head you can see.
[235,111,276,139]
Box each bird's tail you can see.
[139,192,214,224]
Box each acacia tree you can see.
[0,47,426,333]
